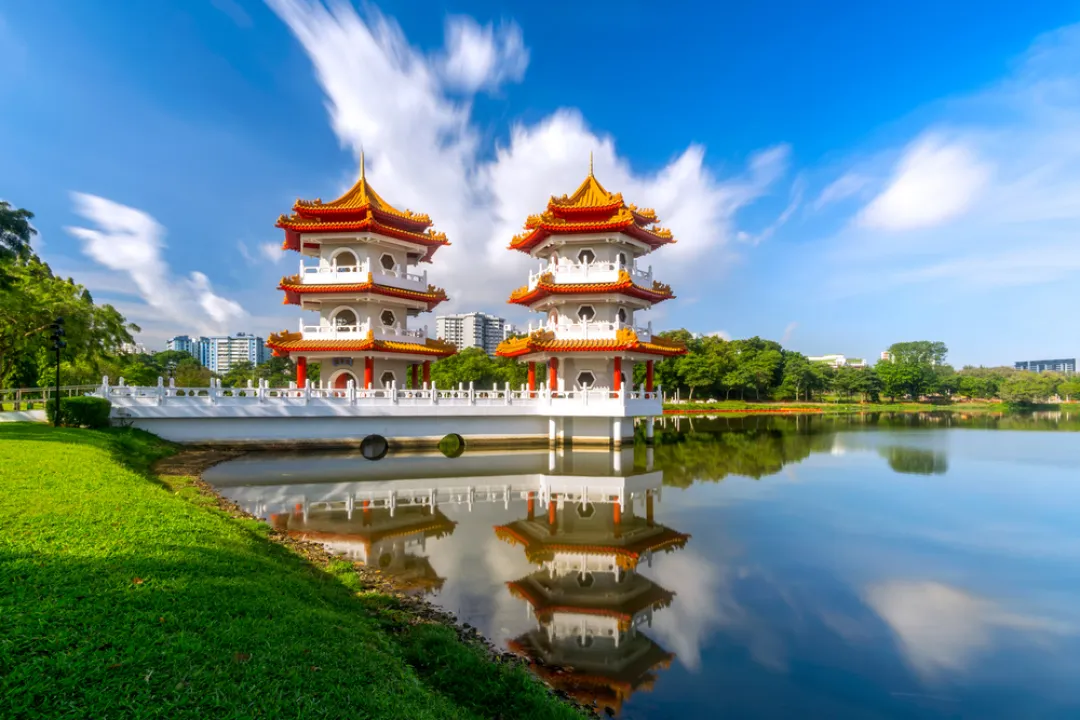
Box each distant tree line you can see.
[647,332,1078,406]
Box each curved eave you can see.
[291,204,433,233]
[494,331,688,359]
[277,217,449,261]
[287,518,456,545]
[509,220,674,254]
[279,281,448,311]
[494,524,691,566]
[267,337,457,358]
[508,281,674,306]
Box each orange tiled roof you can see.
[267,329,457,358]
[494,327,687,359]
[277,156,448,262]
[506,579,675,631]
[493,523,690,570]
[508,270,673,306]
[509,167,674,253]
[278,273,448,310]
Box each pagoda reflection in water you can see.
[208,446,690,711]
[270,503,456,594]
[496,450,689,714]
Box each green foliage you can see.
[887,340,949,366]
[878,446,949,475]
[1059,380,1080,401]
[0,254,137,388]
[0,201,36,287]
[0,425,579,719]
[999,371,1060,405]
[45,396,112,428]
[430,347,531,389]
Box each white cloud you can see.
[259,242,283,263]
[237,240,285,265]
[865,580,1072,678]
[813,172,870,210]
[437,16,528,93]
[858,135,991,230]
[66,193,247,337]
[265,0,788,314]
[706,329,731,340]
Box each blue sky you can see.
[2,1,1079,366]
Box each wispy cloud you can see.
[436,16,528,94]
[264,0,789,314]
[857,135,991,231]
[66,192,247,336]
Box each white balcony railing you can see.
[526,320,652,342]
[98,376,663,410]
[299,321,427,342]
[528,260,653,290]
[299,259,427,290]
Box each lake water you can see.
[204,413,1080,719]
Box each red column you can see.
[364,357,374,389]
[548,499,557,529]
[527,361,536,395]
[646,493,654,527]
[646,360,655,393]
[527,492,535,520]
[549,357,559,394]
[613,357,622,392]
[422,360,431,385]
[296,356,307,388]
[362,499,371,526]
[410,364,418,388]
[612,497,621,525]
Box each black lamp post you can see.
[50,317,65,427]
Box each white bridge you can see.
[96,378,662,448]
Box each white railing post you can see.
[302,382,310,405]
[391,380,398,405]
[348,379,356,406]
[157,376,165,406]
[209,378,217,406]
[431,381,438,405]
[100,376,110,399]
[504,382,510,405]
[468,381,474,405]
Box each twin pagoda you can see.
[267,157,686,398]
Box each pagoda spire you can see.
[360,149,366,180]
[589,151,594,176]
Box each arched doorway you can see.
[333,371,358,389]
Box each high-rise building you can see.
[1015,358,1076,373]
[808,354,867,368]
[436,312,514,355]
[165,334,270,374]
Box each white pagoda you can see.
[496,159,686,395]
[268,155,457,389]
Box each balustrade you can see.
[528,259,653,289]
[298,259,427,287]
[298,320,426,340]
[525,319,653,341]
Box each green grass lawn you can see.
[0,424,580,719]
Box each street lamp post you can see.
[50,317,65,427]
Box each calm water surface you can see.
[204,413,1080,719]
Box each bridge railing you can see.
[95,376,661,409]
[0,385,100,411]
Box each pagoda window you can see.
[334,250,358,270]
[577,305,595,322]
[617,251,627,268]
[380,309,397,327]
[617,307,628,324]
[576,573,595,589]
[380,253,396,272]
[577,371,596,389]
[380,371,396,388]
[577,503,595,519]
[334,308,358,329]
[577,248,595,264]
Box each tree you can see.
[0,201,36,287]
[830,365,859,402]
[778,352,815,401]
[222,361,256,388]
[887,341,948,366]
[1,255,137,388]
[430,347,528,389]
[998,372,1057,404]
[1059,380,1080,402]
[851,366,882,402]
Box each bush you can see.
[45,396,112,428]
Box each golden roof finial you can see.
[360,149,366,180]
[589,151,594,177]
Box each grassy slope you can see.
[0,425,579,719]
